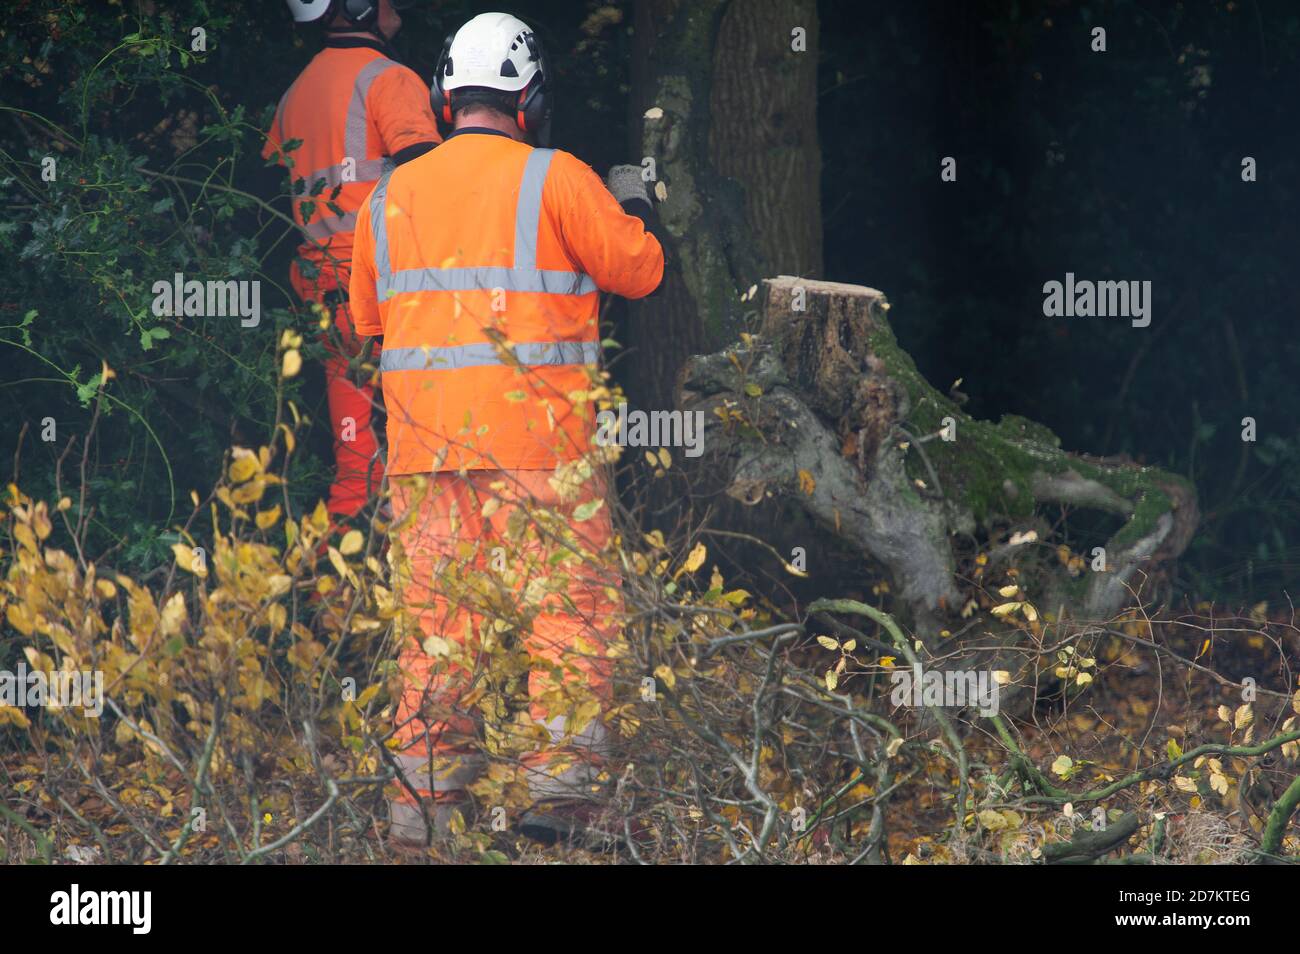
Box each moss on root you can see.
[864,300,1187,543]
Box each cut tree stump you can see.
[678,276,1198,633]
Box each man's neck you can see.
[453,112,524,141]
[325,28,391,48]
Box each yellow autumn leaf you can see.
[653,664,676,690]
[682,542,706,575]
[5,604,32,636]
[229,455,258,483]
[0,706,31,729]
[159,592,186,638]
[255,505,282,529]
[31,503,52,540]
[326,545,350,582]
[1234,705,1253,731]
[422,635,452,658]
[11,522,36,553]
[816,635,839,651]
[281,349,302,378]
[997,584,1019,598]
[338,529,364,556]
[171,542,207,577]
[978,809,1009,831]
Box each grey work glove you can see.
[606,164,651,206]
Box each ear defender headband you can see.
[514,31,551,134]
[338,0,379,27]
[432,32,455,125]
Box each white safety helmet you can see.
[284,0,335,23]
[438,12,544,94]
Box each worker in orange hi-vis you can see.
[264,0,440,527]
[349,12,665,846]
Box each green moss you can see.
[868,319,1048,522]
[865,303,1183,537]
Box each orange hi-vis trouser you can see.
[296,275,385,519]
[388,468,621,809]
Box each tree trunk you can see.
[621,0,820,413]
[709,0,822,280]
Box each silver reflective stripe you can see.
[514,148,555,271]
[302,157,393,196]
[525,716,611,799]
[367,145,595,305]
[301,210,357,242]
[381,340,599,373]
[347,59,399,166]
[379,266,596,298]
[369,170,393,277]
[394,753,485,794]
[293,58,398,240]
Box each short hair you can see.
[451,87,517,121]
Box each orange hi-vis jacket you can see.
[263,39,440,297]
[350,129,665,474]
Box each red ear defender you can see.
[516,88,528,131]
[442,93,453,125]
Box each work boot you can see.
[518,798,623,853]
